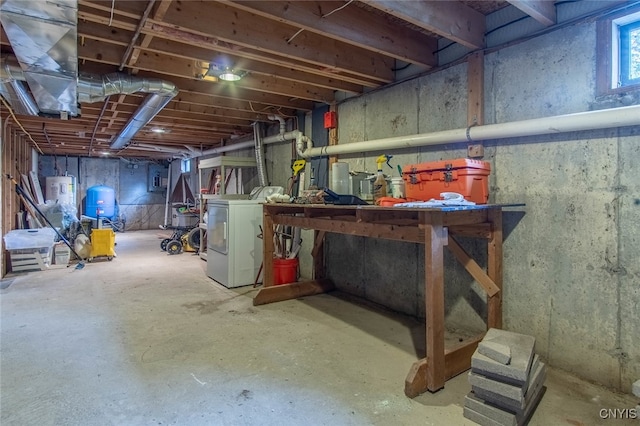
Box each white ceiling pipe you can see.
[195,140,255,157]
[262,130,302,144]
[297,105,640,158]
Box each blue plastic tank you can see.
[86,185,115,219]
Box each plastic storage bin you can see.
[402,158,491,204]
[3,228,57,271]
[54,243,71,265]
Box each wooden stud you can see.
[424,212,446,392]
[487,209,503,329]
[253,279,335,306]
[312,230,326,280]
[262,209,275,287]
[447,235,500,297]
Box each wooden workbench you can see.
[254,203,507,398]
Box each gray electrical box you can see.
[148,164,168,192]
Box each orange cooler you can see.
[402,158,491,204]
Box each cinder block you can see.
[632,379,640,397]
[473,360,546,412]
[466,385,546,426]
[468,355,540,401]
[472,328,536,386]
[465,392,517,426]
[463,405,505,426]
[479,340,512,365]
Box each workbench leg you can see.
[312,230,326,279]
[425,217,446,392]
[262,210,275,288]
[487,209,503,329]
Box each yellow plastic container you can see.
[89,229,116,261]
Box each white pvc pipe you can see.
[262,130,302,145]
[298,105,640,158]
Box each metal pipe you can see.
[253,122,268,186]
[88,95,110,157]
[297,105,640,158]
[195,140,255,157]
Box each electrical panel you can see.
[148,164,168,192]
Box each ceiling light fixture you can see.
[150,127,168,134]
[206,63,247,82]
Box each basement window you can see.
[181,158,191,173]
[597,8,640,94]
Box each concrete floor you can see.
[1,230,637,425]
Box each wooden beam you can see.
[78,38,337,103]
[448,224,492,239]
[271,215,424,243]
[79,22,365,93]
[447,235,500,297]
[424,214,446,392]
[405,334,484,397]
[467,51,484,127]
[224,0,437,68]
[365,0,485,49]
[253,278,335,306]
[487,209,503,329]
[312,230,326,280]
[508,0,556,26]
[157,1,394,83]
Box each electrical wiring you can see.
[0,96,44,154]
[287,0,354,44]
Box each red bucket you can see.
[273,258,299,285]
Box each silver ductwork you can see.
[0,0,178,150]
[77,74,178,150]
[0,0,78,116]
[1,55,178,150]
[0,80,40,115]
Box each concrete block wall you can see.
[326,21,640,391]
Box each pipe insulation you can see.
[297,105,640,158]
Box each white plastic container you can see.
[331,162,351,194]
[390,177,405,198]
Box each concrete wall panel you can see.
[330,20,640,391]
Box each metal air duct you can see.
[77,74,179,150]
[0,55,178,150]
[0,0,78,116]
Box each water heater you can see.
[45,176,76,205]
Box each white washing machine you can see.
[206,186,283,288]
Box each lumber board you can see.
[405,334,484,397]
[447,235,500,297]
[253,279,334,306]
[29,171,45,204]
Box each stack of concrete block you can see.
[633,380,640,414]
[463,328,546,426]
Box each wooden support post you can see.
[262,209,275,288]
[487,209,503,329]
[467,51,484,159]
[424,213,446,392]
[312,230,325,279]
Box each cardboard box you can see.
[402,158,491,204]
